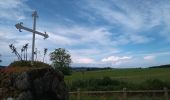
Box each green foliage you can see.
[9,60,51,68]
[54,66,71,75]
[50,48,72,75]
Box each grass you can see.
[69,94,164,100]
[65,68,170,84]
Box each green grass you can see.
[65,68,170,83]
[67,68,170,100]
[69,94,164,100]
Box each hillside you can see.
[150,64,170,68]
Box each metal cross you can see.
[15,11,49,63]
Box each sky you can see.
[0,0,170,68]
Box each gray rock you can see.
[15,72,30,90]
[1,67,68,100]
[17,91,33,100]
[7,97,14,100]
[33,78,44,95]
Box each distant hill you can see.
[71,64,170,71]
[149,64,170,68]
[71,67,112,71]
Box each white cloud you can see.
[89,0,165,30]
[81,0,144,30]
[78,0,159,44]
[129,34,153,44]
[48,32,78,46]
[44,25,115,47]
[72,56,95,64]
[70,48,100,56]
[78,0,170,44]
[0,0,32,20]
[101,56,132,63]
[144,56,155,60]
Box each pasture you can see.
[65,68,170,83]
[66,68,170,100]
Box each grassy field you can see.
[65,68,170,83]
[66,68,170,100]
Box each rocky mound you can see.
[0,67,68,100]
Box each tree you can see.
[50,48,72,75]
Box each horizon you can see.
[1,63,169,69]
[1,0,170,68]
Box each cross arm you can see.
[15,22,49,39]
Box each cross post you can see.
[15,11,49,64]
[32,11,38,63]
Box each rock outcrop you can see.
[0,67,68,100]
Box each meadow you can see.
[66,68,170,100]
[65,68,170,84]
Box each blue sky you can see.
[0,0,170,68]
